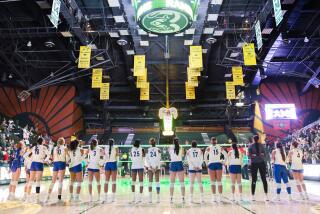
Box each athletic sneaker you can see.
[170,197,173,204]
[288,194,292,201]
[251,195,256,201]
[264,194,270,202]
[212,195,216,203]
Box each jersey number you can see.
[297,152,300,158]
[93,151,97,156]
[57,149,61,155]
[193,151,198,158]
[150,151,156,157]
[212,149,219,155]
[133,151,140,157]
[35,147,39,155]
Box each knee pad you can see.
[88,181,93,185]
[216,182,222,186]
[112,181,116,185]
[148,182,153,188]
[104,181,109,185]
[170,183,174,188]
[210,181,216,186]
[131,181,136,186]
[10,181,18,186]
[139,182,144,187]
[58,182,63,189]
[69,181,74,187]
[36,181,40,187]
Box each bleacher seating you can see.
[176,132,204,144]
[133,133,160,144]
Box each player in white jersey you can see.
[130,139,145,203]
[204,137,227,202]
[288,141,308,200]
[86,139,103,202]
[186,140,204,203]
[227,142,243,201]
[45,137,67,203]
[25,137,51,203]
[103,138,119,203]
[145,138,161,203]
[168,138,185,203]
[271,142,291,201]
[22,144,32,201]
[67,139,84,202]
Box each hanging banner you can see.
[255,20,263,50]
[134,55,145,70]
[100,83,110,100]
[273,0,283,26]
[187,75,198,87]
[232,66,244,86]
[242,43,257,66]
[78,46,92,68]
[140,83,149,100]
[136,81,149,88]
[50,0,61,28]
[91,68,102,88]
[185,83,195,99]
[225,81,235,100]
[137,74,147,83]
[134,68,147,77]
[189,45,203,68]
[187,67,201,77]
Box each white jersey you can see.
[228,150,242,166]
[291,148,303,170]
[131,147,144,169]
[104,145,117,163]
[30,145,50,163]
[186,148,203,170]
[146,147,161,169]
[53,145,66,162]
[68,148,83,168]
[205,145,225,164]
[274,149,286,166]
[168,145,183,162]
[87,147,102,169]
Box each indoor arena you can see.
[0,0,320,214]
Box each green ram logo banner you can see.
[133,0,199,35]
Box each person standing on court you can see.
[248,135,269,201]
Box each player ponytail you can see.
[90,139,98,150]
[173,138,180,155]
[292,141,298,148]
[253,135,260,156]
[37,137,43,145]
[149,138,156,147]
[69,140,79,151]
[232,143,239,159]
[133,139,140,148]
[108,138,114,155]
[191,140,197,148]
[276,142,286,162]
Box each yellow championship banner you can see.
[136,81,149,88]
[232,66,244,86]
[189,45,203,68]
[185,83,195,99]
[225,81,236,100]
[91,68,102,88]
[187,67,201,77]
[134,68,147,77]
[187,75,199,87]
[134,55,145,70]
[100,83,110,100]
[78,46,91,68]
[242,43,257,66]
[140,83,149,100]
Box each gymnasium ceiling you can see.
[0,0,319,130]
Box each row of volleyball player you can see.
[7,135,308,204]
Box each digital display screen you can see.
[265,104,297,120]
